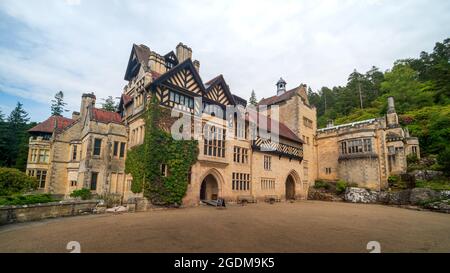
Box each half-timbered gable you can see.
[205,75,236,106]
[149,59,206,114]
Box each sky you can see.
[0,0,449,122]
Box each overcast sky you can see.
[0,0,449,121]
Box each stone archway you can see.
[285,174,296,200]
[200,174,219,201]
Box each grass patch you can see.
[415,179,450,191]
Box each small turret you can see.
[276,78,286,96]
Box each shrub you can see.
[313,180,330,190]
[98,193,122,208]
[0,194,56,206]
[437,147,450,177]
[407,154,419,165]
[70,188,92,200]
[0,167,38,196]
[335,180,348,194]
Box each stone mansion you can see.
[26,42,420,205]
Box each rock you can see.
[127,203,136,213]
[116,206,127,212]
[411,170,444,181]
[441,191,450,199]
[423,199,450,213]
[344,187,379,203]
[106,206,127,213]
[388,190,411,205]
[378,191,390,204]
[93,204,106,214]
[409,188,441,205]
[307,189,335,201]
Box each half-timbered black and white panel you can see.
[167,68,203,95]
[206,84,231,106]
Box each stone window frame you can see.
[203,125,225,158]
[232,172,250,191]
[93,138,102,157]
[90,172,98,191]
[260,178,275,190]
[264,155,272,171]
[233,146,249,164]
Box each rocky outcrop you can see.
[422,200,450,213]
[409,188,441,205]
[411,170,443,181]
[344,188,379,203]
[308,189,343,202]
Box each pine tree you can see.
[4,103,30,168]
[249,90,258,106]
[51,91,68,116]
[0,110,7,166]
[101,96,118,112]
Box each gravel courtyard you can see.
[1,201,449,253]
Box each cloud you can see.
[0,0,449,121]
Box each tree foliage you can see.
[307,37,450,163]
[101,96,118,112]
[249,90,258,106]
[125,96,198,205]
[50,91,68,116]
[0,167,38,196]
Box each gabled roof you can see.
[258,88,297,106]
[118,93,133,110]
[232,94,247,107]
[150,58,206,94]
[259,85,310,106]
[205,74,236,105]
[124,44,151,81]
[91,108,122,124]
[29,116,75,134]
[245,114,303,144]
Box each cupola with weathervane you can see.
[276,77,287,96]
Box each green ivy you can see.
[125,96,198,205]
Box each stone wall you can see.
[0,200,100,225]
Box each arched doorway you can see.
[200,174,219,201]
[285,174,296,200]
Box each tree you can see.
[101,96,118,112]
[249,90,258,106]
[0,110,7,166]
[437,146,450,177]
[4,103,30,168]
[51,91,68,116]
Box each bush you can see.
[335,180,348,194]
[437,147,450,177]
[313,180,330,190]
[416,179,450,191]
[0,194,56,206]
[98,193,122,208]
[70,188,92,200]
[0,167,38,196]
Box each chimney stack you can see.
[176,42,192,63]
[80,93,96,120]
[387,96,396,113]
[72,111,80,120]
[193,60,200,73]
